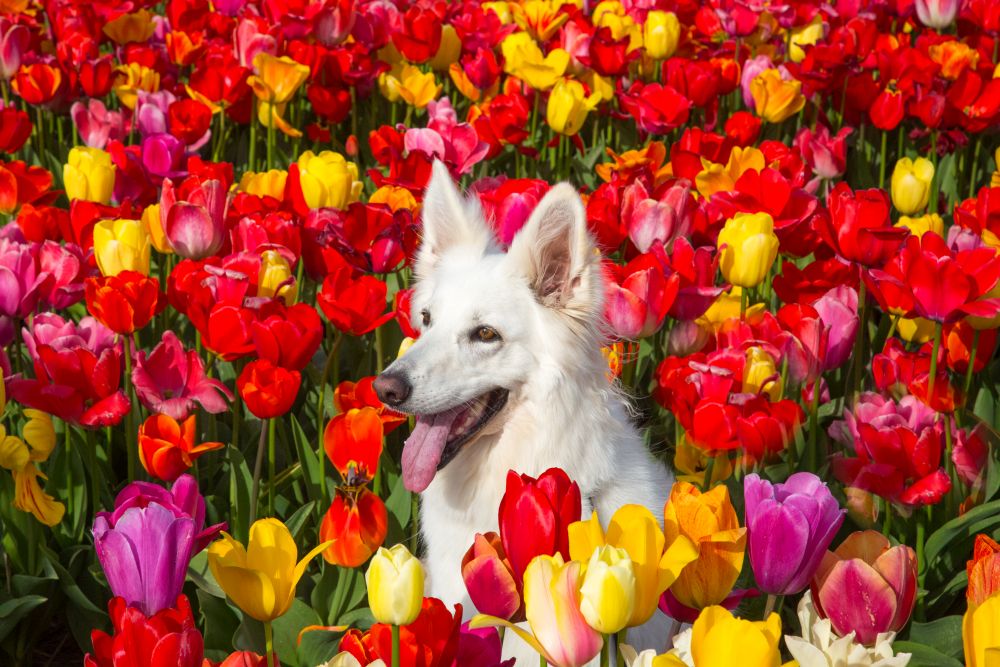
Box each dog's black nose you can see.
[373,373,411,407]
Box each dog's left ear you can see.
[507,183,596,309]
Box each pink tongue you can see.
[402,407,464,492]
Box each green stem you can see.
[739,287,748,321]
[964,329,981,405]
[249,112,258,173]
[392,624,401,667]
[615,629,627,667]
[927,321,942,406]
[882,498,893,538]
[851,282,867,401]
[316,331,343,508]
[375,324,385,374]
[250,420,267,524]
[969,136,982,200]
[267,417,276,516]
[600,636,610,667]
[916,508,927,621]
[763,593,779,618]
[702,455,716,492]
[123,336,136,482]
[264,621,275,667]
[878,131,888,190]
[86,428,100,514]
[929,131,939,214]
[808,381,821,472]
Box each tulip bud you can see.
[239,169,288,199]
[579,545,636,634]
[890,157,934,215]
[717,212,779,288]
[895,213,943,238]
[64,147,115,204]
[366,544,425,626]
[642,11,680,60]
[788,17,824,64]
[915,0,959,29]
[546,78,600,136]
[294,150,363,210]
[93,218,151,277]
[750,68,805,123]
[742,347,783,400]
[258,250,297,305]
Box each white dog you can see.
[373,162,675,663]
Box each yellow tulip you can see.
[717,212,779,289]
[239,169,289,199]
[378,64,405,103]
[895,213,943,238]
[690,606,783,666]
[395,65,442,109]
[890,157,934,215]
[366,544,425,626]
[643,11,680,60]
[208,518,329,622]
[295,150,363,210]
[547,79,600,136]
[258,250,297,305]
[620,645,686,667]
[788,17,825,63]
[102,9,155,45]
[594,1,642,48]
[694,145,765,197]
[663,482,746,611]
[143,204,173,254]
[501,32,570,91]
[897,317,935,344]
[429,25,462,71]
[484,1,513,23]
[583,71,615,104]
[370,185,418,212]
[397,337,416,358]
[750,68,805,123]
[514,0,571,41]
[743,347,782,400]
[674,437,733,487]
[965,591,1000,667]
[249,54,310,104]
[113,62,160,109]
[64,147,115,204]
[93,218,151,277]
[257,101,301,138]
[569,505,698,627]
[0,411,64,527]
[578,545,635,634]
[697,286,766,330]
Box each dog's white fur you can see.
[381,162,675,663]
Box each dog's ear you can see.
[416,161,494,278]
[507,183,596,309]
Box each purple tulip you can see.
[141,133,187,180]
[744,472,845,596]
[133,331,234,421]
[136,90,175,138]
[93,476,223,616]
[160,177,228,260]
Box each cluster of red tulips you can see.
[1,0,1000,664]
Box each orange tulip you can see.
[138,414,224,482]
[969,534,1000,607]
[320,486,388,567]
[102,9,155,45]
[249,53,310,104]
[663,481,746,610]
[324,407,383,483]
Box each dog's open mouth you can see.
[401,389,509,493]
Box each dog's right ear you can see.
[416,161,494,279]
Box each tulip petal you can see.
[818,559,898,645]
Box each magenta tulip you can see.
[71,99,127,150]
[132,330,233,421]
[744,472,845,596]
[462,532,522,620]
[0,238,46,319]
[624,180,695,254]
[0,18,29,80]
[160,177,228,259]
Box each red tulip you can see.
[139,414,224,482]
[251,301,323,372]
[370,597,462,667]
[0,106,31,154]
[324,407,383,483]
[619,81,691,134]
[320,486,388,567]
[0,160,55,215]
[945,320,998,376]
[85,272,165,335]
[603,255,680,340]
[498,468,581,584]
[168,99,212,146]
[317,265,394,336]
[236,359,301,419]
[462,532,522,621]
[817,182,907,267]
[12,63,64,105]
[967,534,1000,607]
[587,26,634,77]
[773,256,859,306]
[666,238,726,320]
[80,56,116,98]
[623,180,694,254]
[85,595,203,667]
[794,125,852,184]
[334,377,407,433]
[391,5,442,63]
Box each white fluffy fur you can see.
[381,162,675,664]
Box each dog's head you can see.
[374,161,604,492]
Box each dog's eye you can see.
[472,326,501,343]
[421,309,431,327]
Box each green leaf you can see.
[297,627,343,667]
[384,472,412,532]
[0,596,47,644]
[197,589,243,660]
[924,499,1000,586]
[234,598,322,667]
[892,641,963,667]
[904,616,963,659]
[188,550,226,598]
[290,414,322,494]
[285,501,317,543]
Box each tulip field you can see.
[4,0,1000,665]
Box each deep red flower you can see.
[587,26,634,77]
[955,186,1000,239]
[391,5,442,63]
[816,182,907,267]
[773,256,859,306]
[317,265,394,336]
[251,300,323,372]
[236,359,301,419]
[13,63,64,105]
[85,596,203,667]
[85,272,165,335]
[370,598,462,667]
[80,56,116,97]
[619,81,691,135]
[663,57,720,109]
[0,107,31,154]
[498,468,581,584]
[723,111,761,146]
[0,160,54,215]
[168,99,212,146]
[472,93,531,159]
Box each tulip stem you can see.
[927,322,943,406]
[702,454,716,491]
[763,593,779,618]
[268,417,277,515]
[915,509,927,621]
[601,636,610,667]
[964,329,981,405]
[264,621,275,667]
[86,428,100,514]
[391,624,401,667]
[250,419,268,524]
[317,330,343,509]
[878,130,888,190]
[739,287,748,321]
[615,629,627,667]
[123,335,136,482]
[249,114,258,172]
[808,380,821,473]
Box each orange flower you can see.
[138,414,224,482]
[334,378,407,433]
[320,486,388,567]
[84,271,164,335]
[12,63,63,105]
[968,534,1000,607]
[102,9,155,45]
[663,481,746,610]
[249,53,310,104]
[324,407,384,483]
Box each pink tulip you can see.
[668,238,726,320]
[315,0,356,47]
[811,530,917,646]
[740,55,773,108]
[136,90,175,138]
[405,98,489,176]
[915,0,959,29]
[473,177,550,247]
[0,239,46,319]
[38,241,88,309]
[0,19,29,80]
[234,18,277,68]
[812,285,859,370]
[794,126,853,187]
[624,180,695,254]
[462,532,522,621]
[132,330,234,421]
[71,99,127,149]
[161,177,228,259]
[604,256,679,340]
[142,133,187,180]
[471,554,602,667]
